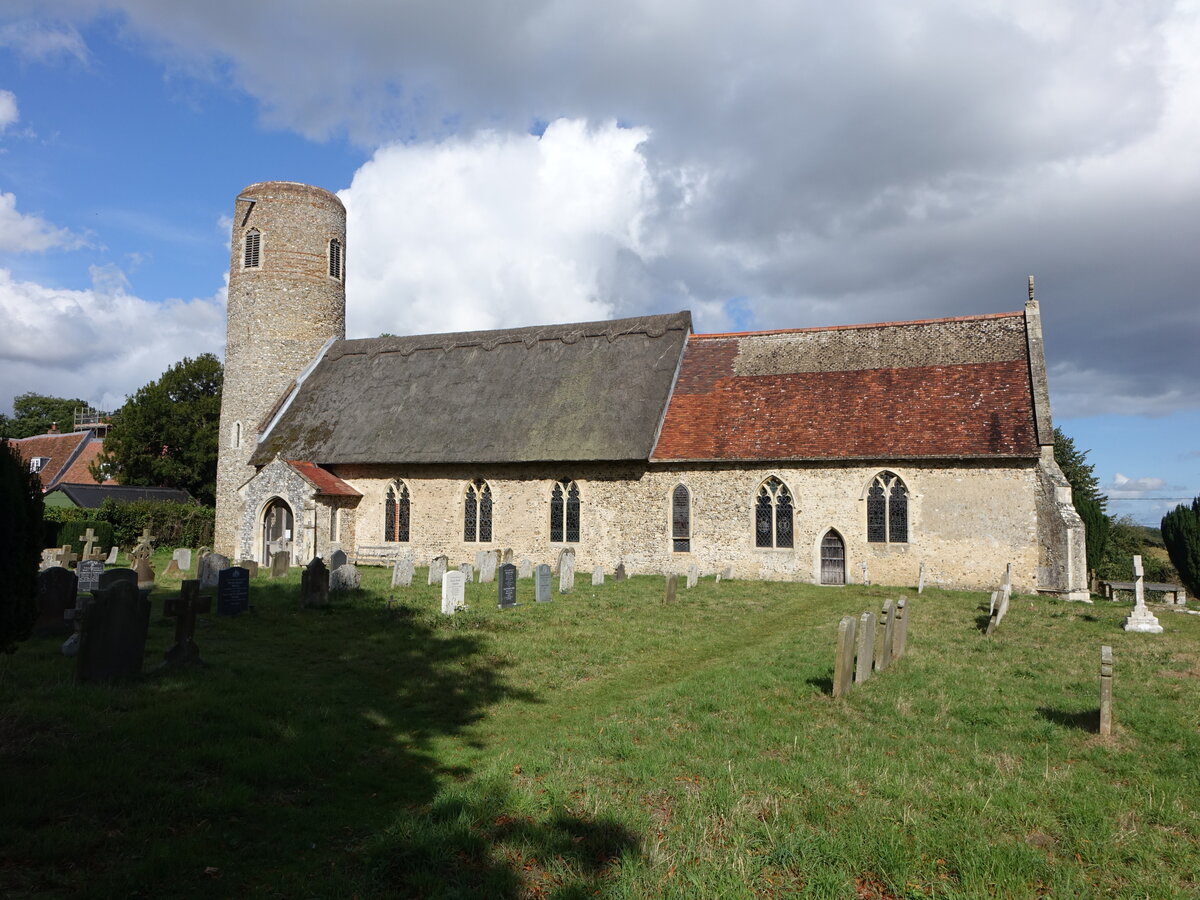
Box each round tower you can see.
[214,181,347,557]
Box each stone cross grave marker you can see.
[173,548,192,571]
[76,559,104,595]
[917,561,925,594]
[1123,555,1163,633]
[497,563,518,609]
[163,579,212,666]
[80,527,98,560]
[894,597,908,659]
[217,566,250,617]
[663,573,678,605]
[592,566,604,586]
[329,549,348,570]
[833,615,857,698]
[76,579,151,684]
[58,545,78,569]
[198,553,230,589]
[330,564,361,592]
[855,611,876,684]
[392,556,414,588]
[876,599,896,671]
[519,558,533,579]
[270,550,290,578]
[480,551,498,584]
[34,566,76,637]
[131,528,155,562]
[535,564,552,603]
[613,563,627,582]
[300,557,329,608]
[559,551,575,593]
[428,555,448,585]
[686,565,698,589]
[442,570,466,615]
[105,545,120,565]
[1099,645,1114,736]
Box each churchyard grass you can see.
[3,555,1200,898]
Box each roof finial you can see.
[1027,275,1036,303]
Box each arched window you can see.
[328,238,342,280]
[464,479,492,543]
[672,484,691,552]
[867,471,909,543]
[243,228,261,268]
[549,479,581,542]
[755,477,794,549]
[385,481,410,542]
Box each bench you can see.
[353,544,406,567]
[1100,580,1188,605]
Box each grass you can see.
[3,552,1200,898]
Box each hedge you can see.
[41,499,214,550]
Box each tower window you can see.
[755,476,794,549]
[244,229,261,268]
[329,238,342,280]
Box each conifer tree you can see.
[1161,498,1200,596]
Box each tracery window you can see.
[328,238,342,280]
[755,477,794,549]
[464,479,492,543]
[243,228,261,268]
[549,479,581,543]
[672,484,691,552]
[385,481,410,542]
[867,471,908,543]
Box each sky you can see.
[0,1,1196,525]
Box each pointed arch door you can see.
[820,531,846,585]
[262,498,294,564]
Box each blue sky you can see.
[0,3,1197,525]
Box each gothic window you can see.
[464,479,492,543]
[549,479,581,543]
[672,484,691,552]
[755,477,794,549]
[867,471,909,543]
[243,228,261,268]
[328,238,342,280]
[385,481,410,542]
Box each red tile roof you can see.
[6,431,92,489]
[60,439,115,484]
[287,460,362,497]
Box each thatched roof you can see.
[253,312,692,465]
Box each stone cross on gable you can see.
[80,527,98,560]
[163,579,212,666]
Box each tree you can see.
[1161,498,1200,597]
[92,354,222,506]
[0,441,44,652]
[1053,427,1109,576]
[0,393,90,439]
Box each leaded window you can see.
[549,479,580,542]
[866,471,908,543]
[464,479,492,543]
[244,229,261,268]
[755,477,794,549]
[385,482,410,542]
[672,484,691,552]
[329,238,342,279]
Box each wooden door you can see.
[821,531,845,585]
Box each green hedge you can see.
[40,498,214,551]
[56,520,115,556]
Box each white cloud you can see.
[1108,472,1168,497]
[0,192,84,253]
[0,90,16,132]
[0,20,87,64]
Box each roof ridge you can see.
[692,310,1024,340]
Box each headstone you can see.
[76,579,151,684]
[198,552,230,589]
[876,599,896,671]
[58,545,78,570]
[164,559,181,576]
[239,559,260,579]
[329,549,348,570]
[518,558,533,579]
[99,567,139,591]
[1123,555,1163,633]
[76,559,104,594]
[41,548,59,569]
[535,564,552,603]
[555,547,575,576]
[474,550,487,574]
[80,527,98,561]
[860,561,870,587]
[33,566,76,637]
[592,566,605,586]
[300,557,330,608]
[502,548,514,566]
[1004,562,1013,589]
[130,528,155,562]
[391,556,414,588]
[195,547,211,572]
[613,563,627,582]
[330,564,361,592]
[217,566,250,617]
[497,563,517,609]
[105,545,119,565]
[163,579,212,666]
[663,573,678,605]
[270,550,290,578]
[480,551,497,584]
[719,567,732,580]
[172,548,192,571]
[1099,645,1114,736]
[917,561,926,594]
[686,565,699,589]
[894,597,908,659]
[559,551,575,593]
[854,612,876,683]
[833,615,857,698]
[441,570,466,615]
[459,562,474,581]
[428,555,448,585]
[133,556,155,591]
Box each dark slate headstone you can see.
[76,579,151,684]
[217,566,250,617]
[535,564,552,603]
[99,568,139,591]
[329,549,348,570]
[497,563,518,609]
[163,579,212,666]
[34,566,76,637]
[76,559,104,594]
[613,563,627,582]
[301,557,329,608]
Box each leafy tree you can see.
[0,441,44,652]
[0,393,90,439]
[91,354,222,506]
[1161,498,1200,596]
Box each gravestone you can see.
[163,579,212,666]
[34,566,76,637]
[198,553,230,589]
[1123,555,1163,633]
[833,615,857,698]
[480,551,498,584]
[270,550,290,578]
[502,548,514,566]
[441,570,466,615]
[80,527,99,561]
[301,557,330,608]
[429,555,449,585]
[329,549,348,570]
[860,561,870,586]
[130,528,155,563]
[239,559,260,579]
[76,579,151,684]
[76,559,104,594]
[686,565,699,589]
[391,556,414,588]
[535,564,552,603]
[613,563,627,582]
[719,567,732,581]
[917,561,926,594]
[330,564,361,592]
[164,559,181,576]
[194,547,211,573]
[41,548,58,569]
[133,556,155,591]
[592,566,604,586]
[855,611,876,683]
[58,546,78,570]
[173,548,192,571]
[876,599,896,671]
[663,573,678,605]
[217,566,250,617]
[497,563,517,609]
[894,597,908,658]
[99,567,139,591]
[105,545,119,565]
[459,562,474,581]
[518,558,533,579]
[1099,645,1114,736]
[559,552,575,593]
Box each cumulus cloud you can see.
[1108,473,1168,497]
[0,192,84,253]
[0,90,16,132]
[0,20,87,64]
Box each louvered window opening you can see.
[755,477,794,549]
[672,484,690,552]
[329,238,342,279]
[244,229,261,268]
[867,472,908,543]
[465,480,492,542]
[549,479,580,542]
[385,483,410,542]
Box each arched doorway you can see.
[261,498,294,565]
[820,531,846,585]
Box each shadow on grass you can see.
[806,673,834,695]
[1037,706,1099,733]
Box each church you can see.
[214,181,1087,598]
